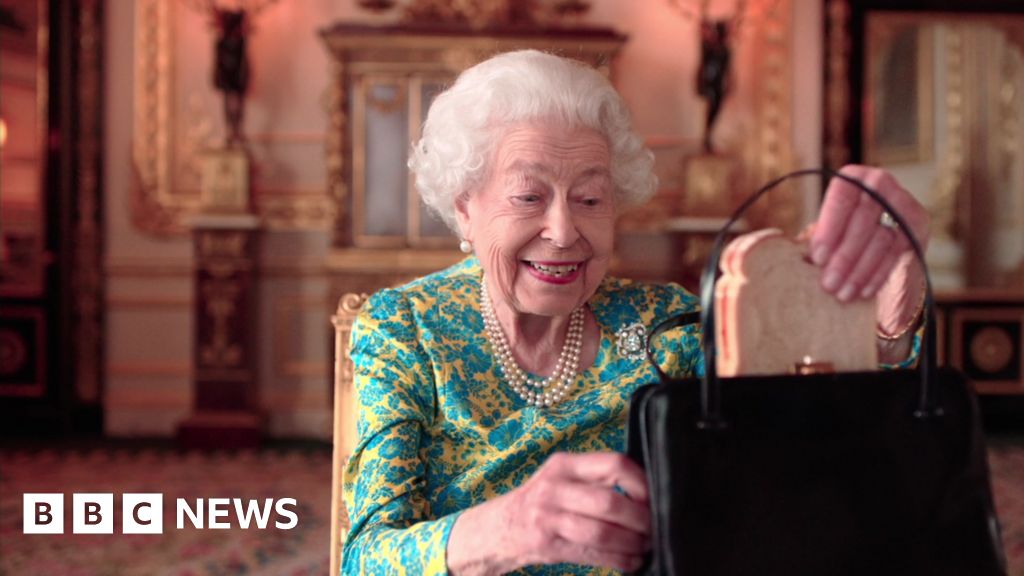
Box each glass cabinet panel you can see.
[358,78,409,242]
[353,74,455,247]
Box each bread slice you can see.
[714,228,877,376]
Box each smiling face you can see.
[455,121,617,318]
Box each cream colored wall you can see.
[103,0,826,438]
[105,1,196,436]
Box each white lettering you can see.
[274,498,298,530]
[23,494,63,534]
[233,498,273,529]
[176,498,203,529]
[123,493,163,534]
[73,493,113,534]
[208,498,230,529]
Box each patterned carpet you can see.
[0,437,1022,576]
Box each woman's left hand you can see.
[809,165,931,342]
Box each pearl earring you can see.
[459,239,473,254]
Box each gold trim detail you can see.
[132,0,192,236]
[195,229,254,370]
[997,34,1020,187]
[324,56,350,244]
[332,292,369,433]
[199,271,243,368]
[996,30,1024,288]
[933,26,967,242]
[744,0,798,233]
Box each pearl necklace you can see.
[480,280,584,407]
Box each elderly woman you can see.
[341,50,929,575]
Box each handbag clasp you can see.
[791,356,835,375]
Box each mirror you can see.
[0,0,47,297]
[826,1,1024,292]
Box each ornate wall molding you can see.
[323,56,351,244]
[131,0,336,235]
[933,27,967,243]
[132,0,188,236]
[743,0,798,233]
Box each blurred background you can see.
[1,0,1022,574]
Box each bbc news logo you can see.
[23,493,298,534]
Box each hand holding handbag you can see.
[627,169,1007,575]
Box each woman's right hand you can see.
[447,451,651,575]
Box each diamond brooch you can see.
[616,322,647,361]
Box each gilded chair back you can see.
[330,293,368,576]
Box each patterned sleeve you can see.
[341,289,459,576]
[648,283,706,381]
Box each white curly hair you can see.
[408,49,657,232]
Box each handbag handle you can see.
[696,168,940,429]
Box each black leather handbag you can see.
[627,169,1007,576]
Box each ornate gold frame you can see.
[132,0,190,235]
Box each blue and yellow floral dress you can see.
[341,257,704,575]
